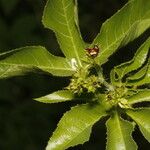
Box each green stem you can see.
[103,80,114,91]
[94,64,114,91]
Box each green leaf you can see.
[127,108,150,142]
[34,90,75,103]
[113,37,150,80]
[128,90,150,105]
[0,46,75,78]
[0,44,30,58]
[42,0,85,67]
[127,61,150,86]
[0,48,21,57]
[110,69,121,86]
[106,111,137,150]
[34,90,91,104]
[46,103,107,150]
[127,62,148,81]
[92,0,150,65]
[74,0,79,31]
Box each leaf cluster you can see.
[0,0,150,150]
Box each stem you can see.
[94,64,114,91]
[103,80,114,91]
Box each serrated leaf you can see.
[127,62,148,81]
[92,0,150,65]
[34,90,75,103]
[106,112,137,150]
[127,90,150,105]
[127,61,150,86]
[0,46,75,78]
[46,103,107,150]
[127,108,150,142]
[110,69,121,86]
[0,48,21,58]
[42,0,85,67]
[114,37,150,80]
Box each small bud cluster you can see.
[106,86,130,108]
[66,69,101,94]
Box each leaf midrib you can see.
[60,108,106,149]
[116,114,128,149]
[0,62,75,71]
[62,117,102,149]
[61,0,82,67]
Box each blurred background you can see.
[0,0,149,150]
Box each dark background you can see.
[0,0,149,150]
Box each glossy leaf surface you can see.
[0,46,75,78]
[106,112,137,150]
[127,61,150,86]
[127,63,148,81]
[46,103,107,150]
[127,108,150,142]
[34,90,75,103]
[114,37,150,79]
[128,90,150,104]
[43,0,85,66]
[92,0,150,65]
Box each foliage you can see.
[0,0,150,150]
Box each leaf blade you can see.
[127,61,150,86]
[114,37,150,79]
[0,46,75,78]
[127,108,150,142]
[92,0,150,65]
[127,90,150,105]
[42,0,85,66]
[127,62,148,81]
[34,90,75,103]
[46,103,107,150]
[106,112,137,150]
